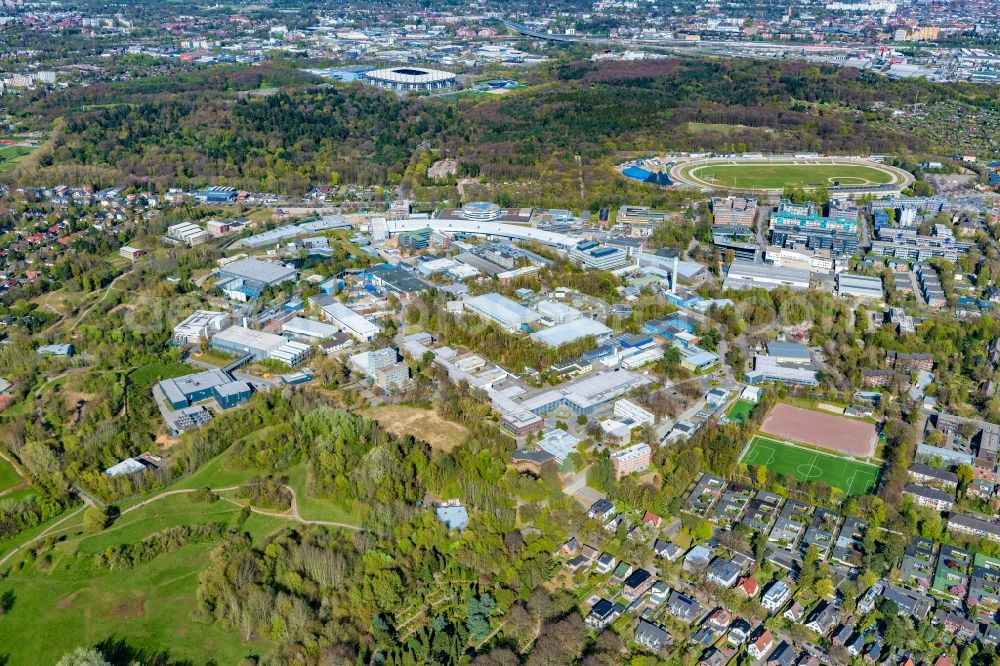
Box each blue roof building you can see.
[436,503,469,531]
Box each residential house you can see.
[622,569,654,601]
[706,557,741,588]
[882,585,933,621]
[666,590,702,623]
[762,580,792,613]
[804,601,839,635]
[635,619,671,652]
[737,575,759,598]
[588,498,616,521]
[748,628,775,661]
[699,648,726,666]
[728,618,752,645]
[904,483,955,511]
[768,642,796,666]
[649,581,669,605]
[908,463,959,490]
[654,538,683,561]
[585,599,623,630]
[783,601,805,623]
[595,552,616,574]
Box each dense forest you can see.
[7,57,999,204]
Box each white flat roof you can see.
[531,318,612,348]
[383,217,576,249]
[537,428,580,463]
[212,326,287,353]
[282,317,339,339]
[466,293,540,328]
[321,301,381,339]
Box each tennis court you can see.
[741,435,881,497]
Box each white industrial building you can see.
[282,317,339,341]
[535,300,582,324]
[173,310,229,344]
[723,260,811,292]
[465,293,540,331]
[614,399,655,426]
[745,355,819,387]
[311,295,382,341]
[210,326,311,366]
[537,428,580,463]
[165,222,210,247]
[531,318,613,348]
[217,257,297,286]
[836,273,884,300]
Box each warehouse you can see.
[218,257,297,286]
[172,310,229,344]
[311,295,382,341]
[465,293,540,331]
[157,369,252,410]
[216,258,298,302]
[165,222,210,247]
[282,317,339,341]
[535,300,582,325]
[531,318,613,348]
[766,341,812,365]
[836,273,884,300]
[210,326,310,366]
[367,264,431,298]
[363,66,456,91]
[744,355,819,387]
[722,260,810,292]
[519,370,652,416]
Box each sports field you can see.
[741,435,881,497]
[761,403,877,457]
[669,156,913,194]
[726,399,755,423]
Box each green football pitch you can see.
[682,162,896,190]
[741,435,881,497]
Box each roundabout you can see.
[669,155,913,195]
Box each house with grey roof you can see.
[635,619,671,652]
[706,557,741,588]
[666,590,702,623]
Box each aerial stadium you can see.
[363,66,457,92]
[669,154,913,196]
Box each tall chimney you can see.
[672,256,679,294]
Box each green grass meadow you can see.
[0,495,284,664]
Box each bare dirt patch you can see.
[760,403,877,457]
[363,405,469,452]
[113,598,146,619]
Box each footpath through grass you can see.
[0,496,283,664]
[741,435,881,496]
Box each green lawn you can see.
[0,144,34,173]
[0,497,285,664]
[128,361,192,389]
[683,162,895,189]
[741,435,881,496]
[0,457,22,493]
[726,399,755,424]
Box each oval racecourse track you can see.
[669,155,914,195]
